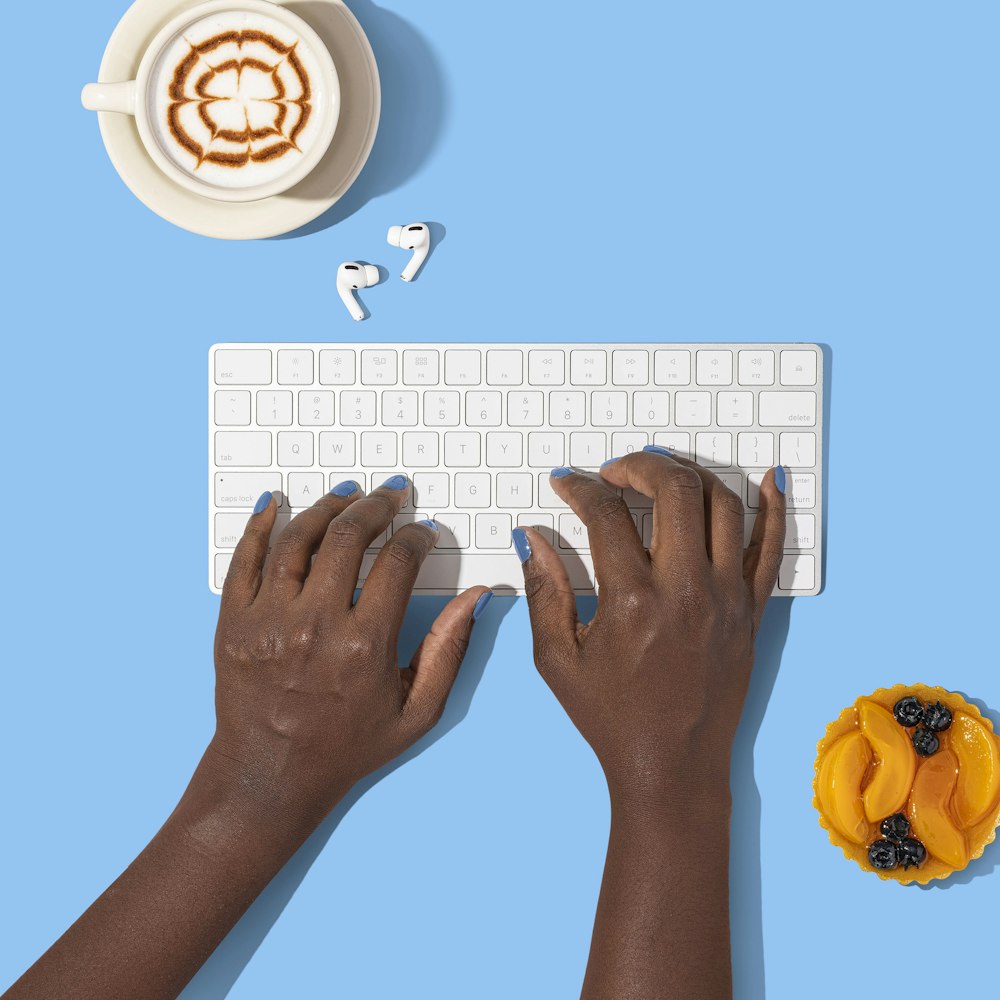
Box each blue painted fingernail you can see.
[417,518,439,531]
[382,474,409,490]
[550,467,574,478]
[330,480,359,497]
[601,457,621,468]
[774,465,786,495]
[253,491,272,514]
[512,527,532,563]
[642,445,674,456]
[472,591,494,622]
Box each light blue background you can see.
[2,1,998,997]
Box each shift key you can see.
[215,432,271,466]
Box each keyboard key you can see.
[696,350,733,386]
[215,471,282,507]
[786,473,817,509]
[298,391,335,426]
[216,432,271,467]
[412,473,449,507]
[611,431,648,456]
[486,432,523,467]
[779,554,815,590]
[507,391,544,426]
[466,391,502,426]
[632,391,669,426]
[215,390,251,426]
[717,473,743,499]
[319,349,356,385]
[738,350,775,386]
[476,513,512,548]
[528,350,565,385]
[287,472,325,507]
[277,431,314,467]
[382,391,419,426]
[402,349,439,385]
[759,391,817,427]
[361,432,397,467]
[445,350,481,385]
[496,473,533,508]
[361,349,398,385]
[570,432,607,468]
[570,350,607,385]
[277,350,313,385]
[716,392,753,427]
[528,432,565,467]
[780,350,817,386]
[256,390,293,426]
[550,391,586,426]
[558,513,589,550]
[340,391,377,426]
[517,512,554,545]
[487,350,523,385]
[319,432,356,467]
[215,349,271,385]
[674,391,712,426]
[779,432,817,468]
[786,513,816,549]
[215,510,291,548]
[423,391,461,426]
[612,350,649,385]
[433,513,470,548]
[402,432,439,467]
[652,431,690,458]
[444,432,480,467]
[537,474,566,509]
[454,473,491,507]
[737,432,774,468]
[591,391,628,426]
[653,350,690,385]
[327,471,367,493]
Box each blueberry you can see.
[897,838,927,870]
[912,727,940,756]
[880,813,911,842]
[893,696,924,727]
[922,701,953,733]
[868,840,899,870]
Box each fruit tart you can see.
[813,685,1000,883]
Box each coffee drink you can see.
[148,9,329,192]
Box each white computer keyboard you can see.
[209,343,823,596]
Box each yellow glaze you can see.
[813,685,1000,883]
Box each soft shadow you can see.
[179,596,512,1000]
[729,598,793,1000]
[817,343,833,594]
[276,1,449,239]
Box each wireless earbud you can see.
[337,262,380,321]
[387,223,431,281]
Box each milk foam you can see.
[148,9,328,191]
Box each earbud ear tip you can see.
[387,225,403,246]
[363,264,380,285]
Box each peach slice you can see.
[951,711,1000,826]
[817,732,872,844]
[858,699,915,822]
[908,749,967,870]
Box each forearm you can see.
[581,778,733,1000]
[4,749,330,1000]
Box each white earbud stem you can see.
[336,262,379,322]
[387,223,431,281]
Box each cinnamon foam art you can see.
[166,28,312,170]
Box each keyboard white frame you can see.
[209,343,824,597]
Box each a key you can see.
[653,350,691,385]
[632,391,669,426]
[612,350,649,385]
[423,391,461,426]
[486,350,523,385]
[215,431,271,467]
[327,471,367,493]
[558,513,589,550]
[591,391,628,426]
[402,349,439,385]
[537,474,566,509]
[496,473,533,508]
[298,391,335,426]
[737,432,775,468]
[611,431,648,456]
[549,391,586,426]
[411,553,595,592]
[507,391,544,426]
[528,432,565,467]
[402,432,439,467]
[528,350,565,385]
[412,473,449,507]
[786,513,816,549]
[779,432,817,468]
[319,349,356,385]
[215,390,251,426]
[641,512,653,547]
[445,350,481,385]
[444,432,481,467]
[717,473,743,499]
[432,513,470,548]
[758,391,817,426]
[454,473,491,507]
[287,472,325,507]
[738,350,775,386]
[673,392,712,426]
[780,350,817,386]
[361,349,398,385]
[786,473,817,509]
[778,554,815,590]
[382,391,419,426]
[215,349,271,385]
[517,513,554,545]
[339,391,377,426]
[361,432,397,467]
[256,390,293,426]
[476,513,512,549]
[694,432,732,468]
[569,432,607,468]
[277,350,314,385]
[486,432,523,467]
[570,350,607,385]
[277,431,314,467]
[466,392,502,426]
[214,510,291,548]
[214,471,282,507]
[318,432,356,467]
[717,392,754,427]
[652,431,690,458]
[696,350,733,386]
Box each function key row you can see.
[215,348,818,389]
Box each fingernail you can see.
[472,591,494,622]
[512,527,532,563]
[774,465,787,495]
[417,518,439,531]
[550,466,574,478]
[642,444,674,457]
[253,491,272,514]
[382,474,409,490]
[600,457,621,468]
[330,480,359,497]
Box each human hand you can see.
[515,449,786,800]
[209,477,491,832]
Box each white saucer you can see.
[95,0,381,239]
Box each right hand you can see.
[516,451,786,799]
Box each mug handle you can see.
[81,81,137,115]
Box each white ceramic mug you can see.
[82,0,340,203]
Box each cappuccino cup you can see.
[82,0,340,203]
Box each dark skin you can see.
[3,453,785,1000]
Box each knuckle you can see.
[325,517,366,549]
[716,486,745,519]
[659,467,702,501]
[591,491,629,524]
[382,532,424,569]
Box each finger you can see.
[515,526,578,674]
[306,474,411,605]
[353,520,441,644]
[547,467,648,589]
[400,586,490,735]
[743,467,787,628]
[258,479,363,599]
[220,491,277,611]
[599,449,708,575]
